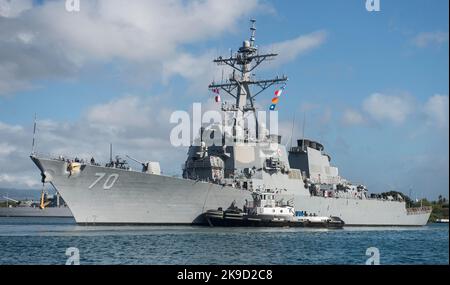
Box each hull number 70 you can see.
[88,173,119,190]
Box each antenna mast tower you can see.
[209,20,288,139]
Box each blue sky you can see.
[0,0,448,199]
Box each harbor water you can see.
[0,218,448,265]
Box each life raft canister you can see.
[68,162,82,174]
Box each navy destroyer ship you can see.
[30,21,431,226]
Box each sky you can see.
[0,0,448,200]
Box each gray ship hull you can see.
[295,196,430,226]
[33,157,252,224]
[0,206,73,218]
[32,157,430,226]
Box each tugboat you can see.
[203,191,344,229]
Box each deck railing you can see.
[406,206,432,215]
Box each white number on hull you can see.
[103,174,119,190]
[89,173,119,190]
[89,173,105,189]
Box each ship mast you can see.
[209,20,288,140]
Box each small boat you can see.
[203,191,344,229]
[435,218,449,223]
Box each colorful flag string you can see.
[211,88,221,103]
[269,84,287,111]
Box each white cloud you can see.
[44,0,261,61]
[163,53,213,82]
[362,93,415,124]
[341,109,366,126]
[0,0,263,96]
[0,0,33,18]
[299,102,320,112]
[0,0,326,96]
[424,94,449,129]
[161,30,327,94]
[0,173,40,188]
[0,121,23,133]
[320,107,333,126]
[87,96,153,129]
[0,93,195,188]
[413,31,449,48]
[0,64,34,95]
[263,31,327,66]
[339,93,448,133]
[161,51,222,93]
[0,142,16,157]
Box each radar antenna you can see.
[31,113,37,155]
[250,19,256,47]
[209,19,288,139]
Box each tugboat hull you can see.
[204,211,344,229]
